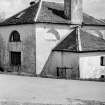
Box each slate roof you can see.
[0,2,39,26]
[101,19,105,23]
[53,28,105,52]
[0,1,105,26]
[80,30,105,51]
[53,29,78,52]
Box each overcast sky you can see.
[0,0,105,19]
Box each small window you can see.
[101,56,105,66]
[9,31,21,42]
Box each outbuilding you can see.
[41,28,105,79]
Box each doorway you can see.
[56,67,79,79]
[10,52,21,66]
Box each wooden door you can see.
[10,52,21,66]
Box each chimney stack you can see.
[64,0,83,24]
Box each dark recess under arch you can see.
[9,31,21,42]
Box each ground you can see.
[0,74,105,105]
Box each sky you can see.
[0,0,105,19]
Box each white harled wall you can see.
[79,52,105,79]
[36,23,73,74]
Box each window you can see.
[101,56,105,66]
[9,31,21,42]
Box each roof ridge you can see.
[0,1,105,26]
[34,0,42,22]
[76,27,82,52]
[53,28,105,52]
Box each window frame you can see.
[100,56,105,66]
[9,31,21,42]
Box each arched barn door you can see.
[9,31,21,73]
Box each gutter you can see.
[52,49,105,53]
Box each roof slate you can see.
[53,29,105,52]
[0,1,105,26]
[53,29,78,52]
[80,30,105,51]
[0,2,39,26]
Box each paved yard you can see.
[0,74,105,104]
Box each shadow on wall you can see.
[0,66,4,72]
[23,34,35,74]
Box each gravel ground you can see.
[0,99,105,105]
[0,74,105,104]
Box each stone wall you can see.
[0,24,36,75]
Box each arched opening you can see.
[9,31,21,71]
[9,31,21,42]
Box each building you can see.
[41,28,105,79]
[0,0,105,78]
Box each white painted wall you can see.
[36,23,73,74]
[79,52,105,79]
